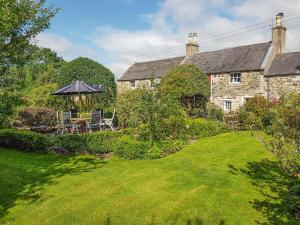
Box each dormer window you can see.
[230,73,241,84]
[130,80,136,87]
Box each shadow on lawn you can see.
[104,216,226,225]
[228,159,297,225]
[0,152,106,220]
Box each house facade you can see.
[117,13,300,111]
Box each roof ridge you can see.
[193,41,272,55]
[134,56,185,64]
[280,51,300,55]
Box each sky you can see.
[36,0,300,78]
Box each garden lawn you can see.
[0,132,294,225]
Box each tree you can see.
[0,0,58,71]
[23,45,66,87]
[58,57,117,108]
[116,88,187,143]
[264,93,300,176]
[158,64,210,117]
[0,0,58,127]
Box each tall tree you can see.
[58,57,117,108]
[0,0,58,71]
[0,0,58,127]
[158,64,210,117]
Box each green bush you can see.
[113,136,150,159]
[206,102,224,121]
[13,107,57,127]
[187,118,230,138]
[160,139,186,156]
[52,130,131,154]
[239,96,274,130]
[0,129,50,152]
[146,145,163,159]
[52,134,87,153]
[86,131,123,153]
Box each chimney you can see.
[186,33,199,57]
[272,12,286,55]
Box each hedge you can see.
[113,136,150,159]
[52,130,125,154]
[0,129,51,152]
[187,118,230,138]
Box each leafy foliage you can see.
[58,57,116,108]
[239,96,274,130]
[13,107,56,127]
[113,136,150,159]
[186,118,230,138]
[0,0,58,70]
[116,88,187,142]
[264,93,300,175]
[0,129,51,152]
[158,64,210,116]
[25,83,70,110]
[206,102,224,121]
[23,46,66,86]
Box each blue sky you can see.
[37,0,300,77]
[45,0,156,45]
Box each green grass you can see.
[0,132,295,225]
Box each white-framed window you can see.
[150,78,161,88]
[223,100,232,111]
[242,96,253,104]
[130,80,136,87]
[230,73,241,84]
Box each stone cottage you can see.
[117,13,300,111]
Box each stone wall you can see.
[211,71,265,111]
[117,79,152,93]
[263,75,300,99]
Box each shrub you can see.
[52,130,131,154]
[0,129,51,152]
[113,136,149,159]
[263,93,300,175]
[147,145,163,159]
[187,118,230,138]
[14,107,57,127]
[158,64,210,116]
[52,134,87,153]
[239,96,274,130]
[206,102,224,121]
[86,131,123,153]
[25,83,69,111]
[160,139,186,156]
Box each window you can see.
[223,100,232,111]
[130,80,136,87]
[150,78,160,88]
[230,73,241,83]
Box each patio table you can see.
[71,118,90,133]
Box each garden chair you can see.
[61,111,78,134]
[103,109,116,131]
[87,110,104,132]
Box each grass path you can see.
[0,132,294,225]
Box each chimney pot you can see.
[186,32,199,57]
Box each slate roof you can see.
[185,42,272,74]
[118,56,185,81]
[118,42,272,81]
[266,52,300,76]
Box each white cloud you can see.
[37,0,300,77]
[35,33,103,62]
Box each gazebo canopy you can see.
[53,80,104,95]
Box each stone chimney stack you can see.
[186,33,199,57]
[272,12,286,55]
